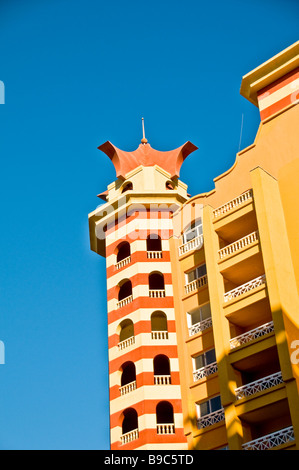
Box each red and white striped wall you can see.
[257,67,299,121]
[105,208,187,450]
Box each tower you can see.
[89,41,299,451]
[88,129,198,449]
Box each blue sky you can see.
[0,0,298,450]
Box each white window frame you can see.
[182,219,203,245]
[185,264,207,285]
[187,303,211,329]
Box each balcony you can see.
[120,429,139,445]
[118,335,135,351]
[151,330,168,340]
[149,289,166,298]
[193,361,218,382]
[218,231,259,260]
[189,317,212,337]
[154,375,171,385]
[229,321,274,349]
[213,189,253,219]
[115,255,131,270]
[147,251,163,259]
[224,275,266,303]
[119,380,137,396]
[235,371,283,400]
[242,426,295,450]
[157,423,175,435]
[197,408,225,429]
[185,274,208,295]
[117,295,133,309]
[179,234,203,256]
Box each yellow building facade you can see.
[89,41,299,450]
[170,40,299,450]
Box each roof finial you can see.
[141,117,148,144]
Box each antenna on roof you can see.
[141,117,148,144]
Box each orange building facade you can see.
[89,41,299,450]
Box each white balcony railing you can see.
[117,295,133,309]
[119,380,137,396]
[118,335,135,351]
[197,408,225,429]
[157,423,175,435]
[224,275,266,303]
[193,361,218,382]
[115,256,131,270]
[242,426,295,450]
[151,330,168,340]
[185,274,208,295]
[149,289,165,298]
[213,189,253,219]
[121,428,139,445]
[189,317,212,336]
[218,231,259,260]
[154,375,171,385]
[230,321,274,349]
[179,234,204,256]
[235,372,283,400]
[147,251,163,259]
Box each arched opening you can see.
[149,272,165,290]
[151,311,168,339]
[122,182,133,193]
[156,401,175,434]
[116,241,131,263]
[122,408,138,436]
[120,361,136,391]
[146,234,162,256]
[118,279,132,302]
[154,354,171,376]
[119,318,134,344]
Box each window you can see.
[122,182,133,193]
[116,242,131,263]
[154,354,171,377]
[151,311,168,339]
[119,319,134,343]
[118,279,132,301]
[196,395,222,418]
[193,348,216,372]
[149,272,165,290]
[146,234,162,253]
[122,408,138,435]
[187,303,211,327]
[182,219,203,244]
[121,362,136,388]
[156,402,175,434]
[185,264,206,284]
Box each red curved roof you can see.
[98,141,198,179]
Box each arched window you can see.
[146,234,162,258]
[116,241,131,265]
[122,182,133,193]
[118,319,135,349]
[156,401,175,434]
[151,311,168,339]
[121,408,139,443]
[119,319,134,343]
[120,362,136,395]
[149,272,165,297]
[154,354,171,384]
[118,280,132,301]
[117,279,133,307]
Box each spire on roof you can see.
[141,117,148,144]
